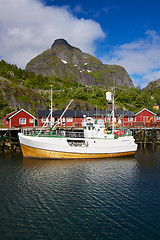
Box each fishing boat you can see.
[18,88,137,159]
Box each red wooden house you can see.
[113,110,135,127]
[37,109,136,128]
[4,109,36,128]
[134,108,156,127]
[4,107,160,129]
[155,113,160,126]
[37,110,85,128]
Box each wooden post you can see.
[144,129,146,149]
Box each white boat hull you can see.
[18,133,137,159]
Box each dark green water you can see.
[0,145,160,240]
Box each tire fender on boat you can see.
[104,128,108,134]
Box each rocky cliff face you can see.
[25,39,134,88]
[0,77,46,113]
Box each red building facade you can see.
[4,109,36,128]
[4,108,160,129]
[135,108,156,127]
[37,110,85,128]
[37,110,136,128]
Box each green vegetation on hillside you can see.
[0,89,12,119]
[0,60,82,90]
[0,60,160,119]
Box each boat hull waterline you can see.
[19,133,137,159]
[21,144,136,159]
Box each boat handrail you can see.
[21,129,84,138]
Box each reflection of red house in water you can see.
[4,109,36,128]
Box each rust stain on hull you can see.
[20,144,136,159]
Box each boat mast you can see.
[50,85,53,128]
[112,87,115,134]
[52,99,73,130]
[37,85,53,137]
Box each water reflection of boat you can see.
[18,88,137,160]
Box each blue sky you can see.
[1,0,160,88]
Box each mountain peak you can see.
[26,39,134,88]
[143,78,160,90]
[51,39,74,50]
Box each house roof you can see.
[54,110,84,118]
[8,109,36,119]
[37,110,85,118]
[5,110,17,120]
[114,110,135,117]
[37,109,135,118]
[37,110,50,118]
[135,108,156,116]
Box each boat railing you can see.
[21,129,48,136]
[21,129,84,138]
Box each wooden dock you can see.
[130,127,160,149]
[0,128,20,152]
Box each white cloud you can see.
[0,0,105,68]
[102,30,160,87]
[144,71,160,84]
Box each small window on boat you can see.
[67,139,85,147]
[88,127,91,130]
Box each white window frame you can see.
[63,117,65,123]
[42,117,49,123]
[128,117,133,122]
[42,117,46,123]
[19,118,26,124]
[66,117,73,122]
[29,119,34,123]
[113,117,116,123]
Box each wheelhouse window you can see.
[19,118,26,124]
